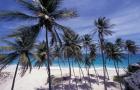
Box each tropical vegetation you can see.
[0,0,139,90]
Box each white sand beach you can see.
[0,66,125,90]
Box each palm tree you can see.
[125,40,139,65]
[115,38,124,50]
[34,41,50,68]
[0,0,77,89]
[61,30,81,77]
[0,30,35,90]
[105,42,123,90]
[61,29,82,90]
[82,34,92,75]
[81,34,93,88]
[51,45,64,89]
[89,44,99,84]
[94,17,114,90]
[52,46,63,78]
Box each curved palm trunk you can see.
[77,60,85,83]
[58,58,63,78]
[105,61,110,80]
[67,58,72,90]
[99,34,107,90]
[11,61,20,90]
[85,46,92,87]
[113,61,123,90]
[87,67,92,90]
[92,64,99,85]
[58,58,64,90]
[68,58,72,77]
[72,59,76,77]
[45,28,52,90]
[72,59,78,90]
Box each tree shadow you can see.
[98,75,108,80]
[36,76,93,90]
[78,83,91,90]
[100,81,117,88]
[83,76,97,84]
[36,87,47,90]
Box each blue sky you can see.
[0,0,140,44]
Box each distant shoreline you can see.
[3,65,125,72]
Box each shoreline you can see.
[3,65,126,70]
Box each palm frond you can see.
[20,53,32,77]
[53,22,71,32]
[94,17,114,37]
[40,0,63,13]
[51,9,77,19]
[0,46,15,52]
[7,24,40,43]
[0,11,37,21]
[0,52,18,71]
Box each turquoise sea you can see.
[12,54,140,68]
[52,54,140,68]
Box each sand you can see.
[0,65,126,90]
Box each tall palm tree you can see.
[89,44,99,84]
[0,0,77,89]
[105,42,123,90]
[82,34,92,75]
[51,45,65,89]
[0,30,35,90]
[61,29,82,90]
[94,17,114,90]
[61,30,81,77]
[52,46,63,78]
[81,34,93,89]
[125,40,139,65]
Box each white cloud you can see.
[107,5,140,39]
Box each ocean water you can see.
[11,54,140,68]
[52,54,140,68]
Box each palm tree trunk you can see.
[58,58,63,90]
[68,58,72,77]
[105,63,110,80]
[72,59,76,77]
[45,29,52,90]
[67,57,72,90]
[72,59,78,90]
[101,50,107,90]
[99,34,107,90]
[92,64,99,85]
[87,67,92,90]
[113,61,123,90]
[77,60,85,83]
[11,61,20,90]
[58,58,63,78]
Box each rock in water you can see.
[128,62,140,73]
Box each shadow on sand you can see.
[35,75,118,90]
